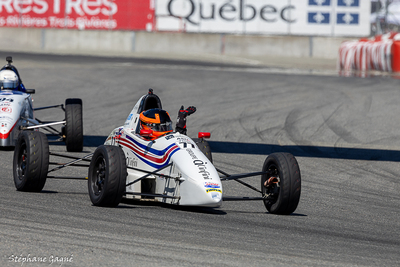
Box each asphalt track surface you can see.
[1,52,400,267]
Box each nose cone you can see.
[0,93,25,145]
[180,179,223,207]
[171,149,223,207]
[203,181,223,206]
[177,158,223,207]
[0,117,18,146]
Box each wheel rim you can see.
[263,163,281,205]
[91,156,106,196]
[17,141,27,181]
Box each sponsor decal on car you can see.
[211,193,221,200]
[165,134,174,140]
[176,137,195,148]
[0,107,11,113]
[194,159,211,180]
[126,156,138,168]
[0,120,17,139]
[0,98,14,102]
[204,182,220,189]
[125,113,134,126]
[186,148,213,180]
[206,188,222,193]
[115,128,123,139]
[187,148,197,160]
[0,116,13,121]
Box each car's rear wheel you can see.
[193,138,213,163]
[13,131,49,192]
[88,145,127,207]
[65,98,83,152]
[261,152,301,215]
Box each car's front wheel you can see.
[261,152,301,215]
[13,131,49,192]
[88,145,127,207]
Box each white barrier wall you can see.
[0,27,348,60]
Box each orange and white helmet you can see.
[140,108,173,139]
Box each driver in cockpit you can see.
[0,56,26,92]
[139,106,196,140]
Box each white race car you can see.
[0,56,83,152]
[13,89,301,215]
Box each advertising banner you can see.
[0,0,154,31]
[155,0,371,36]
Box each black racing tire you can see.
[65,98,83,152]
[88,145,127,207]
[193,138,213,163]
[13,131,49,192]
[261,152,301,215]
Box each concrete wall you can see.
[0,27,351,60]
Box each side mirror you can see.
[140,129,153,137]
[198,132,211,139]
[25,89,35,94]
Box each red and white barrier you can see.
[339,32,400,73]
[0,0,154,31]
[392,41,400,73]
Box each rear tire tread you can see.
[193,138,213,163]
[65,98,83,152]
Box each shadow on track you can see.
[48,135,400,162]
[121,198,227,215]
[209,141,400,162]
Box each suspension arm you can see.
[126,163,173,187]
[47,153,93,173]
[34,104,64,111]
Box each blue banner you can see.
[337,13,359,24]
[309,0,331,6]
[338,0,359,7]
[308,12,330,24]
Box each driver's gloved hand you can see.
[176,106,196,135]
[184,106,196,116]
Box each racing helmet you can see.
[0,69,19,89]
[140,108,173,138]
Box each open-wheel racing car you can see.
[13,89,301,215]
[0,56,83,152]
